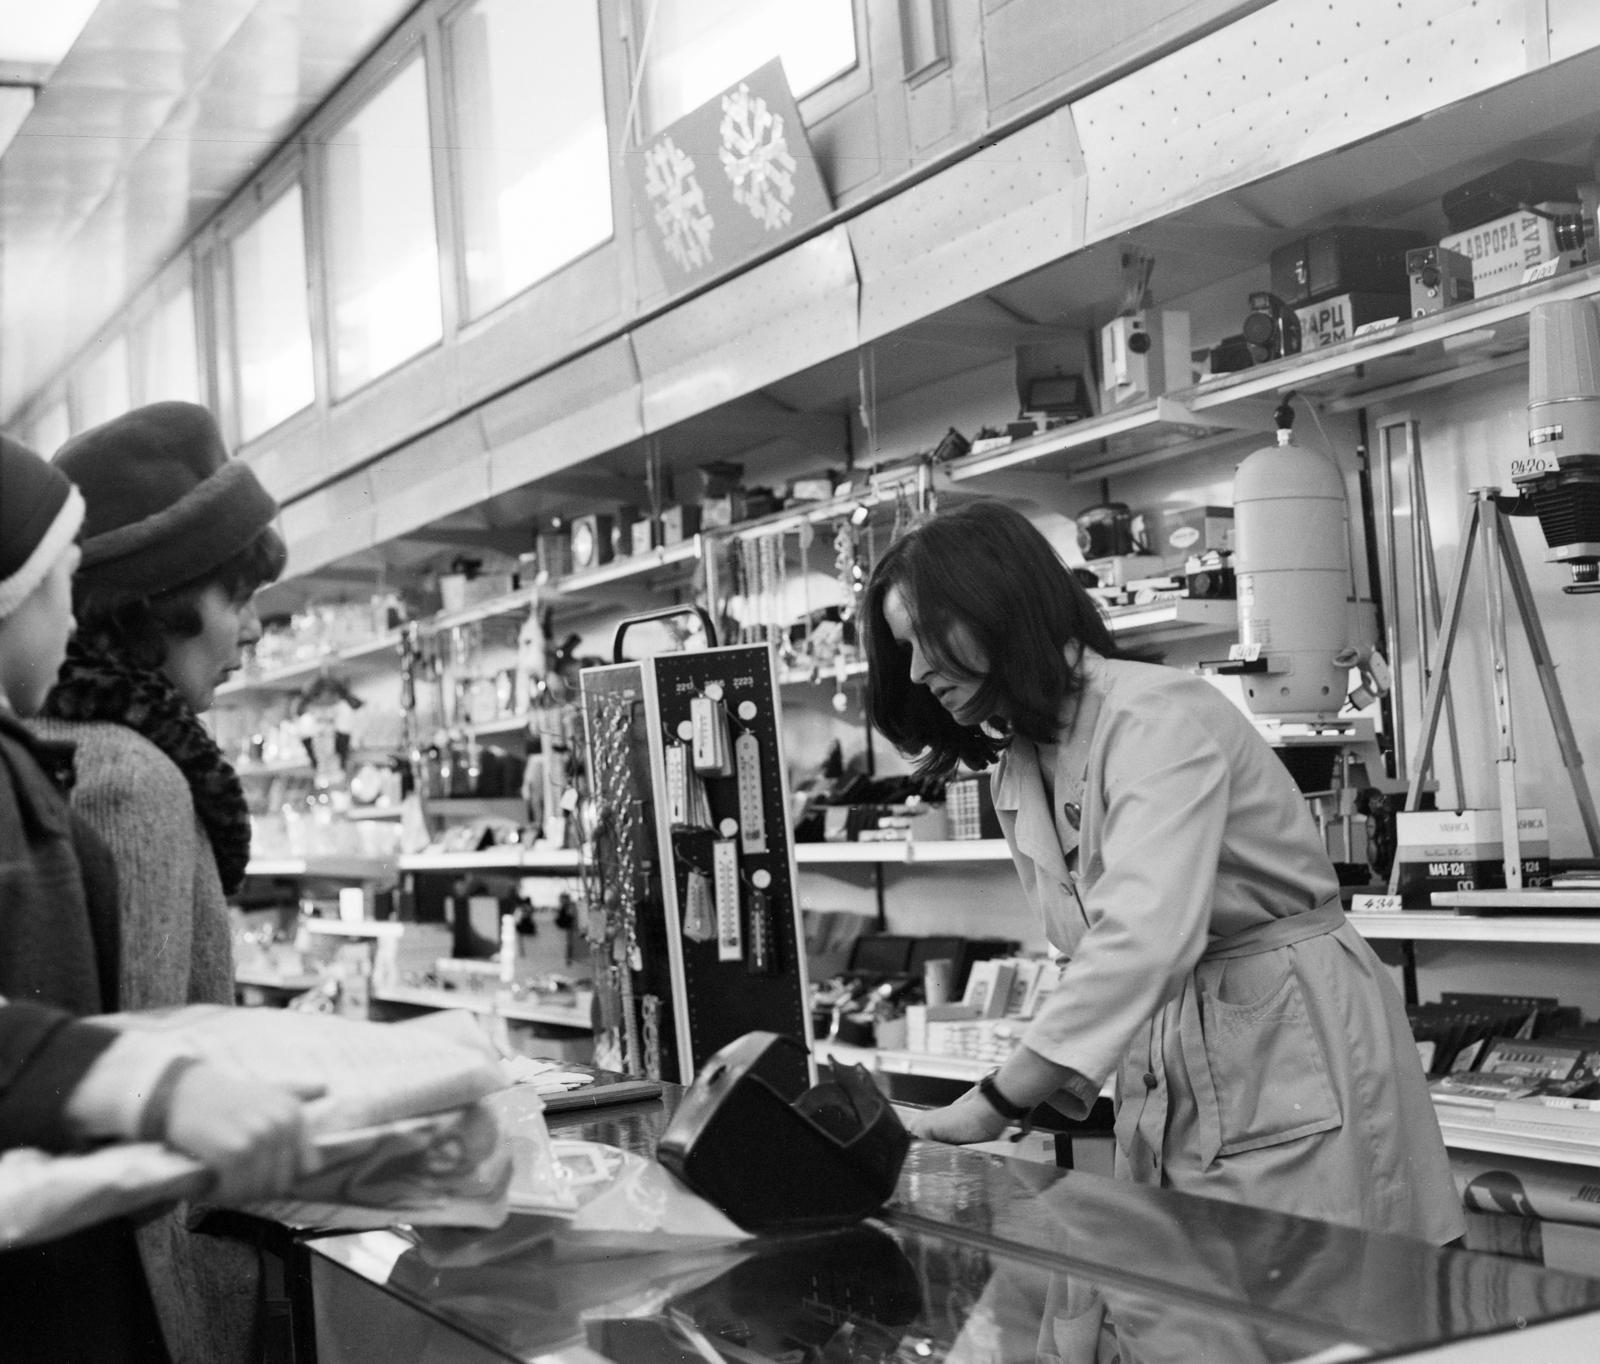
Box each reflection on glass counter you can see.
[308,1105,1600,1363]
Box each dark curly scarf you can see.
[44,636,251,894]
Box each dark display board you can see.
[580,643,812,1089]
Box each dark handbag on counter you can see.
[656,1031,911,1231]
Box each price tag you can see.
[1523,259,1564,284]
[1351,893,1404,914]
[1229,642,1263,662]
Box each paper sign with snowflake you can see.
[627,59,832,294]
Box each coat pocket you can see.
[1197,957,1342,1159]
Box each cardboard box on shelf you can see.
[1394,808,1550,906]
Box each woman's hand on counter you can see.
[904,1088,1012,1144]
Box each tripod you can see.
[1389,487,1600,894]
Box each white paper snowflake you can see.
[719,82,798,231]
[643,136,713,272]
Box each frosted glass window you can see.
[76,335,131,430]
[134,286,201,404]
[447,0,612,318]
[641,0,856,135]
[30,400,70,457]
[230,185,314,441]
[324,58,443,396]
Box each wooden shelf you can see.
[1349,912,1600,945]
[1432,889,1600,913]
[816,1039,991,1083]
[795,839,1011,866]
[1435,1107,1600,1171]
[244,856,395,880]
[1103,597,1235,640]
[373,984,590,1029]
[398,847,580,873]
[219,632,401,697]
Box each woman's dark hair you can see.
[72,525,286,671]
[864,500,1141,779]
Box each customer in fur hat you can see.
[1,432,312,1363]
[33,401,288,1364]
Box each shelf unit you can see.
[244,856,395,880]
[795,839,1012,866]
[396,847,580,873]
[371,984,589,1030]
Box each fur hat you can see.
[0,434,85,619]
[53,401,281,597]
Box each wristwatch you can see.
[976,1069,1034,1136]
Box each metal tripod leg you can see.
[1388,488,1600,895]
[1492,500,1600,859]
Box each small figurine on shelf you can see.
[296,671,363,782]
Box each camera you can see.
[1406,245,1475,317]
[1240,291,1302,363]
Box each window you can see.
[900,0,949,81]
[447,0,612,318]
[639,0,856,135]
[75,335,130,431]
[133,286,201,405]
[230,184,315,441]
[324,57,443,396]
[29,399,70,457]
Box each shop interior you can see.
[9,1,1600,1358]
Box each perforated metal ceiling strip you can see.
[483,338,644,497]
[631,226,860,434]
[1073,0,1537,246]
[850,107,1090,344]
[1549,0,1600,59]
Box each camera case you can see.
[657,1030,911,1231]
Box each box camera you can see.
[1270,226,1428,306]
[1240,291,1301,363]
[1407,246,1475,317]
[1098,310,1192,409]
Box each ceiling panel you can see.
[0,0,418,423]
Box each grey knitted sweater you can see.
[28,719,234,1010]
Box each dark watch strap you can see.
[976,1070,1032,1122]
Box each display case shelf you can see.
[1432,889,1600,913]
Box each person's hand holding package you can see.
[151,1056,323,1203]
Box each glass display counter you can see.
[307,1094,1600,1363]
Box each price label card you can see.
[1351,894,1404,914]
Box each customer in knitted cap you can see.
[34,403,287,1364]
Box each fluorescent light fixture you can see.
[0,0,99,68]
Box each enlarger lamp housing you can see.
[1523,299,1600,590]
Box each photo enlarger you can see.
[579,609,813,1090]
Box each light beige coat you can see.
[995,653,1463,1243]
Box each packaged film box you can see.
[1439,206,1586,298]
[1394,807,1550,906]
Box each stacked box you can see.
[1439,205,1586,298]
[1394,808,1550,906]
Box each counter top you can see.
[306,1087,1600,1362]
